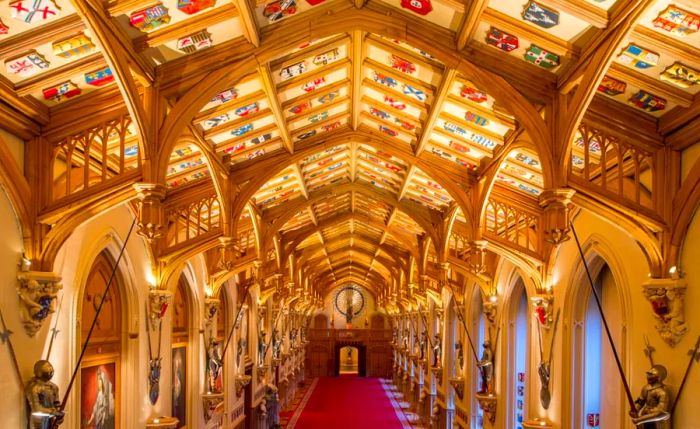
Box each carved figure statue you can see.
[631,365,671,429]
[478,340,494,393]
[272,330,282,360]
[237,337,247,366]
[25,360,64,429]
[419,331,428,360]
[432,333,442,367]
[258,331,267,364]
[402,332,409,351]
[413,334,420,356]
[206,339,223,393]
[644,287,688,347]
[455,341,464,370]
[18,279,60,337]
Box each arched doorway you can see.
[507,276,529,429]
[79,251,124,429]
[334,343,366,376]
[339,346,359,375]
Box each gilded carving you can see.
[642,279,687,347]
[17,272,62,337]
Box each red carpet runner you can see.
[287,376,409,429]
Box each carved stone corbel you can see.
[642,279,688,347]
[475,393,497,425]
[483,296,498,326]
[235,375,252,397]
[257,365,268,383]
[17,272,62,337]
[538,188,576,245]
[449,376,465,400]
[148,289,172,329]
[202,392,224,423]
[531,295,554,329]
[133,183,167,241]
[216,237,240,272]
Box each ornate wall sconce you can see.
[17,272,62,337]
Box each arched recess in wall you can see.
[172,274,192,429]
[467,284,486,429]
[566,253,627,429]
[505,274,529,429]
[446,296,459,408]
[78,250,125,429]
[313,313,328,329]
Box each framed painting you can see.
[172,344,187,428]
[80,357,119,429]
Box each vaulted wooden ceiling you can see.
[2,0,698,300]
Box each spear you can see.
[45,294,64,361]
[670,335,700,417]
[221,281,253,360]
[445,281,484,377]
[0,305,22,391]
[263,299,287,361]
[643,335,655,367]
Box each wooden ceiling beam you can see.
[536,0,609,28]
[259,63,294,153]
[15,53,107,97]
[351,30,364,130]
[456,0,489,51]
[0,76,49,126]
[415,68,456,156]
[230,0,260,47]
[607,63,693,108]
[0,14,85,59]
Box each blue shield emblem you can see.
[522,1,559,29]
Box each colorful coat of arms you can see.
[465,111,489,126]
[309,112,329,123]
[211,88,238,105]
[618,44,659,69]
[321,121,341,132]
[42,81,81,102]
[280,61,306,80]
[597,76,626,96]
[653,6,700,37]
[52,33,95,59]
[130,4,171,31]
[629,90,666,112]
[231,123,254,137]
[204,114,230,129]
[384,96,406,110]
[460,85,487,103]
[524,45,560,69]
[313,48,340,66]
[373,72,398,88]
[235,102,259,117]
[302,77,325,92]
[251,133,272,144]
[177,0,215,15]
[85,66,114,86]
[449,141,470,153]
[390,55,416,74]
[10,0,59,24]
[263,0,297,22]
[522,1,559,29]
[400,0,432,15]
[5,50,49,78]
[318,91,338,104]
[370,107,390,120]
[379,125,398,137]
[289,101,311,115]
[395,118,415,131]
[486,27,519,52]
[660,62,700,88]
[402,84,426,102]
[177,30,212,53]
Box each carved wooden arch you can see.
[40,199,144,272]
[261,182,442,254]
[315,271,387,297]
[157,5,553,190]
[668,157,700,270]
[0,134,33,257]
[298,241,404,274]
[229,131,474,245]
[281,212,417,263]
[475,138,544,232]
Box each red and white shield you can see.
[401,0,432,15]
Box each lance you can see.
[643,334,656,367]
[570,222,638,417]
[445,281,484,376]
[670,335,700,418]
[0,304,23,391]
[407,312,432,352]
[45,294,64,361]
[263,299,287,361]
[221,281,253,360]
[58,219,136,416]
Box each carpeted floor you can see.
[285,376,410,428]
